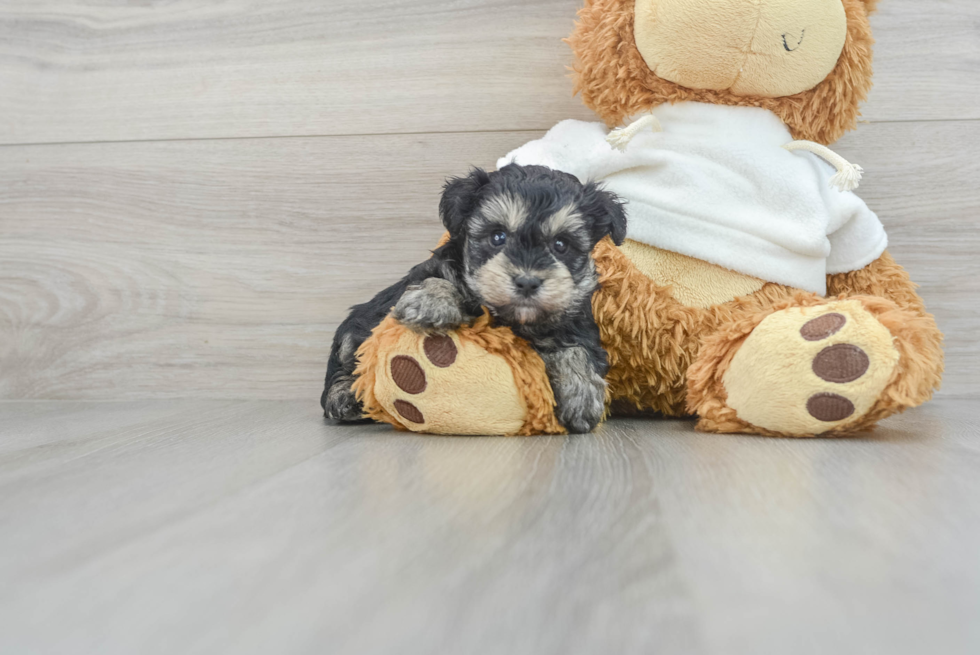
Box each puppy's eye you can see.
[491,231,507,247]
[553,237,569,255]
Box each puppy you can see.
[321,164,627,433]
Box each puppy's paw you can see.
[555,382,606,434]
[324,377,364,423]
[393,278,466,332]
[544,348,607,434]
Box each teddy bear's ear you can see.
[440,168,492,240]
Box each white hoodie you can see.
[497,102,887,296]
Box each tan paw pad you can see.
[373,330,529,436]
[723,301,900,436]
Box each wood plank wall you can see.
[1,0,978,400]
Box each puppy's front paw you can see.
[393,278,466,332]
[324,377,364,423]
[556,383,606,434]
[544,348,607,434]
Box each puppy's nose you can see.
[514,275,542,297]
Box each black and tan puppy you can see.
[321,164,627,433]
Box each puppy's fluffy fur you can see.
[321,164,627,433]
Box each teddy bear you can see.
[348,0,944,438]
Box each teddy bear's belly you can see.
[618,240,765,308]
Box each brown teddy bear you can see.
[352,0,944,437]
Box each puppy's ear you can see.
[440,168,492,240]
[582,182,628,246]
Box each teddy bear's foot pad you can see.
[373,330,531,435]
[803,316,873,422]
[722,301,900,436]
[387,336,460,425]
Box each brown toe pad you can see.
[394,400,425,424]
[801,313,847,341]
[391,356,427,394]
[807,393,856,422]
[424,335,458,368]
[813,344,870,383]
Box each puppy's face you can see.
[441,166,628,326]
[464,194,595,325]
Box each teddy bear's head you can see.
[568,0,879,144]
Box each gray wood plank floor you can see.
[1,399,978,655]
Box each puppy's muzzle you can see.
[513,275,543,298]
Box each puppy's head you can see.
[440,164,627,325]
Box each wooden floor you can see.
[1,398,979,654]
[2,1,979,652]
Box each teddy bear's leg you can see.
[823,251,945,421]
[350,313,567,437]
[688,255,943,437]
[342,231,567,436]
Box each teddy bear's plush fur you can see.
[556,0,943,437]
[344,0,943,438]
[593,242,943,437]
[569,0,876,145]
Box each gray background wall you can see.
[1,0,978,400]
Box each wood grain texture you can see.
[0,0,596,146]
[0,131,531,399]
[2,121,978,400]
[1,399,978,654]
[0,0,978,146]
[832,121,980,399]
[1,2,976,652]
